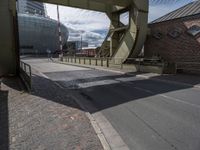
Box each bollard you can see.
[89,59,91,65]
[106,58,109,67]
[95,59,98,66]
[101,59,103,66]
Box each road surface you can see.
[24,58,200,150]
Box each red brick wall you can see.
[144,17,200,63]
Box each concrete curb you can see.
[70,94,112,150]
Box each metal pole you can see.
[80,34,82,56]
[57,5,63,61]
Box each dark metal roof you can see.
[151,1,200,24]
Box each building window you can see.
[153,31,163,40]
[187,25,200,36]
[168,28,182,38]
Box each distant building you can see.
[18,14,69,54]
[17,0,47,16]
[76,47,97,57]
[66,41,88,55]
[17,0,69,55]
[145,1,200,73]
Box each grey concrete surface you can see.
[24,58,200,150]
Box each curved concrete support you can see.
[96,30,112,57]
[108,7,137,63]
[35,0,130,12]
[129,10,148,58]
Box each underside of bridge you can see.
[0,0,148,75]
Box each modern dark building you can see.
[17,0,47,16]
[18,14,69,54]
[17,0,69,54]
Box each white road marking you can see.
[78,80,119,88]
[159,94,200,109]
[131,85,200,109]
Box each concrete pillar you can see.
[109,12,120,57]
[0,0,19,76]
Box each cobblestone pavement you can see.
[0,71,103,150]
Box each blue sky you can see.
[46,0,195,47]
[149,0,195,21]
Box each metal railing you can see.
[63,56,110,68]
[20,61,32,91]
[63,56,165,68]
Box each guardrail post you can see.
[106,58,109,67]
[84,58,86,64]
[89,58,91,65]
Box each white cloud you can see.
[67,28,105,47]
[45,0,194,46]
[46,4,109,47]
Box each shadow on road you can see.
[2,71,199,115]
[25,71,197,114]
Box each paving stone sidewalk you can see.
[0,72,103,150]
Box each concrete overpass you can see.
[0,0,148,75]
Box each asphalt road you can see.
[25,58,200,150]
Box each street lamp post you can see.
[80,33,82,51]
[57,5,63,61]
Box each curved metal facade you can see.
[18,13,69,54]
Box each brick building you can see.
[145,1,200,72]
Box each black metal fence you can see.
[20,61,32,91]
